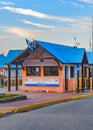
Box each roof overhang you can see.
[8,47,31,65]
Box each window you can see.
[44,66,58,76]
[70,66,75,78]
[26,66,41,76]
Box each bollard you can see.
[73,79,76,94]
[84,78,87,90]
[90,78,92,93]
[73,85,76,94]
[79,78,82,91]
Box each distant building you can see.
[86,52,93,78]
[0,50,23,86]
[5,50,23,86]
[0,54,6,86]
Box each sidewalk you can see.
[0,90,93,116]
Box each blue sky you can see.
[0,0,93,54]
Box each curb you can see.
[0,107,15,117]
[0,113,4,117]
[13,93,93,113]
[0,93,93,117]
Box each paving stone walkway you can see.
[0,90,90,108]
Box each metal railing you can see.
[73,77,93,93]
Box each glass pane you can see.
[44,66,58,76]
[70,66,75,78]
[27,66,41,76]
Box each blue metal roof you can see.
[0,54,6,68]
[5,50,23,64]
[86,52,93,65]
[36,40,85,64]
[5,50,23,68]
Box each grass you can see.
[0,94,21,100]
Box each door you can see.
[65,66,69,91]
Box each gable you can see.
[23,46,59,66]
[26,46,54,59]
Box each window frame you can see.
[44,66,59,76]
[26,66,41,76]
[70,66,75,78]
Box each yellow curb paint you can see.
[0,94,93,116]
[0,107,15,114]
[0,113,4,117]
[14,94,93,113]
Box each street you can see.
[0,96,93,130]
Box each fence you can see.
[73,77,93,93]
[0,77,22,88]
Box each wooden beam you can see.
[82,63,84,92]
[8,64,11,91]
[22,57,54,60]
[16,64,18,91]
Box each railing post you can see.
[84,78,87,90]
[90,77,92,93]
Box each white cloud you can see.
[3,26,45,39]
[0,1,14,5]
[0,17,92,40]
[72,2,84,8]
[18,19,55,29]
[79,0,93,4]
[70,17,92,32]
[0,6,75,23]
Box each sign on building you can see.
[25,78,59,87]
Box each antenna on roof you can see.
[32,38,35,43]
[74,37,80,48]
[25,39,37,52]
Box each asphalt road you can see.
[0,97,93,130]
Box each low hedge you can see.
[0,94,27,103]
